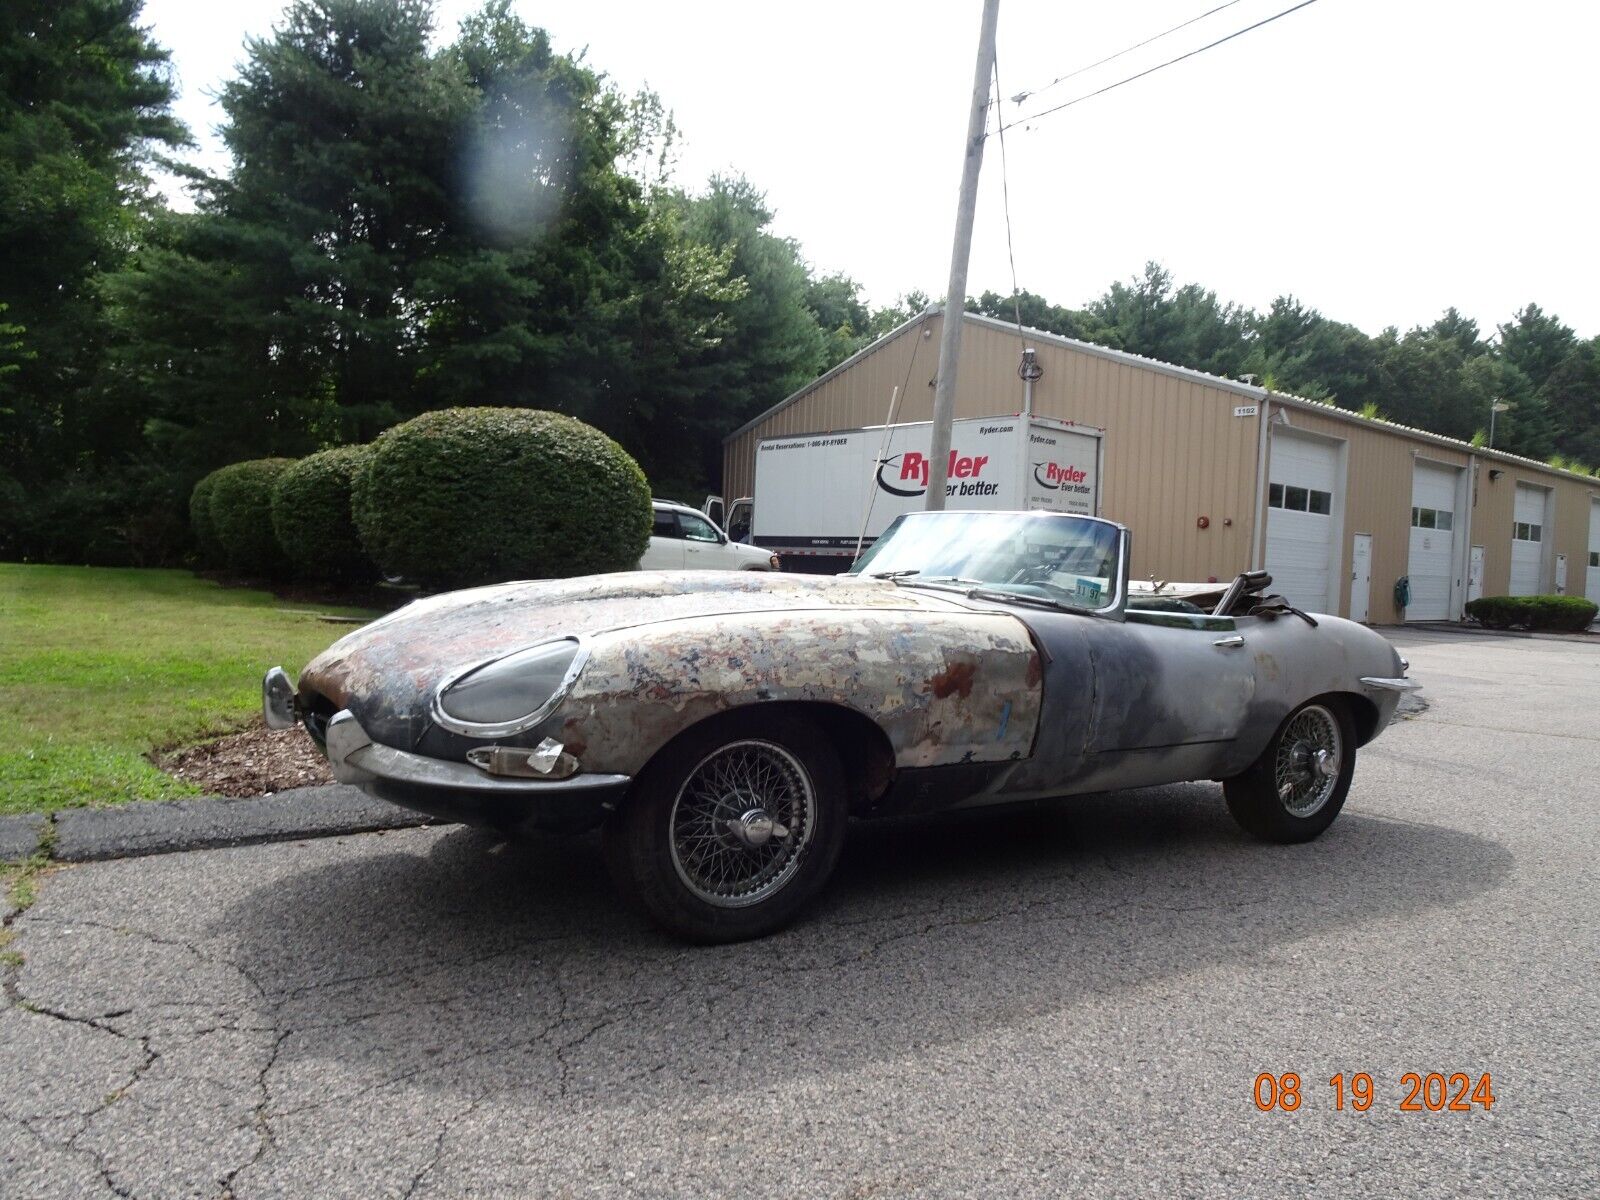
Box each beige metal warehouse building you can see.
[723,308,1600,622]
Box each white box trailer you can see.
[716,415,1104,568]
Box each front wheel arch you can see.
[625,700,896,816]
[602,705,855,941]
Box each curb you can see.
[2,785,438,867]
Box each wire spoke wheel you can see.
[1273,703,1343,817]
[668,739,817,908]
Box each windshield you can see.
[848,511,1125,612]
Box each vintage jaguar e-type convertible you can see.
[265,510,1418,942]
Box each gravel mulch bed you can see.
[155,719,332,797]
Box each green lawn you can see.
[0,564,377,815]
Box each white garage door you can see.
[1510,483,1546,596]
[1407,462,1460,620]
[1266,433,1338,613]
[1588,498,1600,604]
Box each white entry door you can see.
[1350,533,1372,623]
[1556,554,1568,595]
[1468,545,1485,604]
[1588,499,1600,604]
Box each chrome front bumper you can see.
[322,710,630,798]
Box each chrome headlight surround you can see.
[429,637,589,739]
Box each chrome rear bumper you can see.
[1359,676,1423,692]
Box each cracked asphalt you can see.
[3,629,1596,1198]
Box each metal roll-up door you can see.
[1510,483,1546,596]
[1265,433,1339,614]
[1407,462,1461,620]
[1587,497,1600,604]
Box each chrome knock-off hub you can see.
[728,808,789,848]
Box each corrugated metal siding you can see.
[1274,406,1469,621]
[724,314,1259,584]
[724,313,1600,618]
[1551,475,1593,597]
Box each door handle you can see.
[1212,635,1246,649]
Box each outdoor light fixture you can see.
[1489,398,1512,448]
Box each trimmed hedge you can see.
[352,408,651,587]
[1466,594,1598,632]
[208,458,296,575]
[189,469,225,565]
[270,445,375,580]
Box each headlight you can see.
[430,638,585,737]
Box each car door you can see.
[639,509,685,569]
[1087,611,1256,750]
[678,510,731,569]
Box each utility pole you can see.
[925,0,1000,511]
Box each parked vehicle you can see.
[710,414,1104,570]
[640,499,778,571]
[264,510,1417,943]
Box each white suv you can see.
[639,500,779,571]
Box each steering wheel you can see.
[1006,563,1054,586]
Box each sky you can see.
[140,0,1600,338]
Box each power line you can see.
[999,0,1322,135]
[991,54,1024,333]
[1007,1,1242,107]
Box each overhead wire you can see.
[998,0,1322,135]
[990,52,1024,335]
[1007,0,1243,107]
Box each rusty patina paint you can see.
[298,571,1042,770]
[561,609,1040,775]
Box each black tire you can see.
[1225,698,1356,844]
[602,711,848,943]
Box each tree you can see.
[1539,337,1600,467]
[1244,297,1380,406]
[659,175,827,487]
[806,272,872,368]
[0,0,184,489]
[969,289,1116,346]
[1498,304,1577,393]
[1086,262,1251,379]
[115,0,475,483]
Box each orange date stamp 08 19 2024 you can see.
[1254,1072,1496,1113]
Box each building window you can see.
[1591,551,1600,568]
[1411,507,1453,531]
[1514,522,1542,543]
[1269,483,1332,514]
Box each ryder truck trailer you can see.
[720,414,1105,570]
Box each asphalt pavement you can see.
[2,629,1596,1197]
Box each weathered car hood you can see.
[299,571,973,745]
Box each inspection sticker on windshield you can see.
[1074,578,1104,604]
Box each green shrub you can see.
[208,458,295,576]
[352,408,651,587]
[189,469,225,564]
[270,445,375,580]
[4,466,190,568]
[1466,594,1597,632]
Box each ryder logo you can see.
[876,450,997,498]
[1033,460,1088,491]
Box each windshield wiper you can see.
[868,568,920,579]
[964,586,1084,613]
